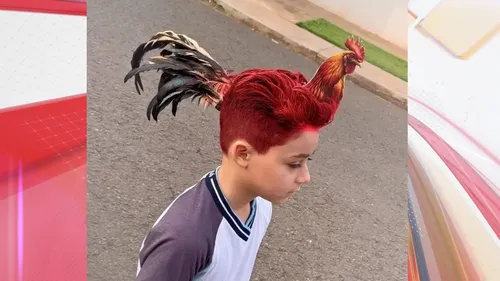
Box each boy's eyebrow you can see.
[292,153,310,158]
[291,150,316,158]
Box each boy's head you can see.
[219,69,338,204]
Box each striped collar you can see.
[205,167,257,241]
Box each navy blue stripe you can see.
[205,176,249,241]
[408,186,430,281]
[207,170,251,235]
[248,213,255,228]
[245,200,256,227]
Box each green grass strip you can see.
[297,18,407,82]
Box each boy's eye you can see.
[288,158,312,169]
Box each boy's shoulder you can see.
[150,174,222,236]
[138,175,221,264]
[136,175,220,280]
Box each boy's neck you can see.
[217,161,256,213]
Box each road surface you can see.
[87,0,407,280]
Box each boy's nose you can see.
[297,166,311,184]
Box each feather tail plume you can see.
[124,30,230,121]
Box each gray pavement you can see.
[87,0,407,280]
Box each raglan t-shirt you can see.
[136,167,273,281]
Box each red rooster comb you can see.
[345,35,365,61]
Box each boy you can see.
[124,30,363,281]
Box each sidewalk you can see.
[206,0,408,109]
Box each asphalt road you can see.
[87,0,407,280]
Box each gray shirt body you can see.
[136,167,273,281]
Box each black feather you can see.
[125,30,230,120]
[147,77,201,120]
[158,76,198,100]
[151,88,198,120]
[160,46,226,74]
[124,61,188,84]
[129,41,172,92]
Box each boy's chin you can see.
[271,198,288,205]
[264,194,294,205]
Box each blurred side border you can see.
[0,1,87,281]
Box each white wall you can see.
[0,11,86,109]
[309,0,408,50]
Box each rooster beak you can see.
[352,59,361,67]
[348,57,362,67]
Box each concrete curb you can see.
[204,0,408,110]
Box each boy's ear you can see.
[229,140,254,168]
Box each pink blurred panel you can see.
[0,0,86,16]
[0,94,87,281]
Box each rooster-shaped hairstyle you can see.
[124,30,364,121]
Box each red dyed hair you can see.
[219,69,339,154]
